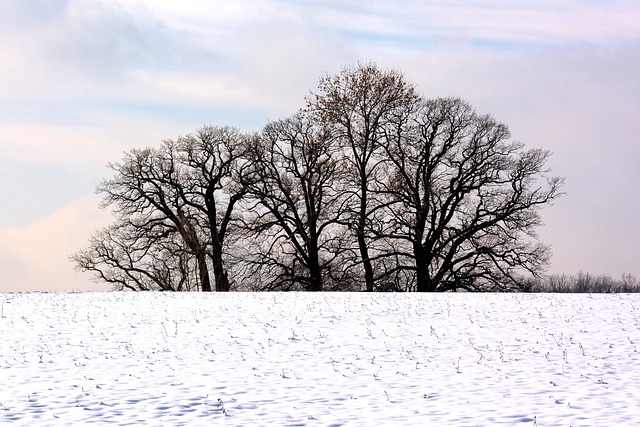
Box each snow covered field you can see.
[1,292,639,426]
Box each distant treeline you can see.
[524,272,640,293]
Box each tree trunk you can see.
[307,235,323,292]
[413,239,432,292]
[210,238,230,292]
[196,250,212,292]
[207,193,231,292]
[358,226,375,292]
[415,262,438,292]
[178,216,212,292]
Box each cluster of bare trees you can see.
[72,63,563,292]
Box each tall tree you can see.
[307,63,420,291]
[72,127,247,292]
[240,114,349,291]
[171,126,248,291]
[95,146,213,291]
[382,97,564,291]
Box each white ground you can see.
[1,292,639,426]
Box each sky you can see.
[0,0,639,291]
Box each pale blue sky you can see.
[1,0,639,291]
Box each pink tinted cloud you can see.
[0,195,112,292]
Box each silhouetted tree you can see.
[72,219,199,291]
[239,114,351,291]
[307,63,420,291]
[170,126,248,291]
[381,97,564,291]
[72,126,247,291]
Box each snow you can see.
[1,292,639,426]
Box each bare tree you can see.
[72,219,199,291]
[307,62,420,291]
[170,126,248,291]
[239,114,351,291]
[90,146,212,291]
[72,127,247,292]
[381,97,564,291]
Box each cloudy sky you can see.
[1,0,639,291]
